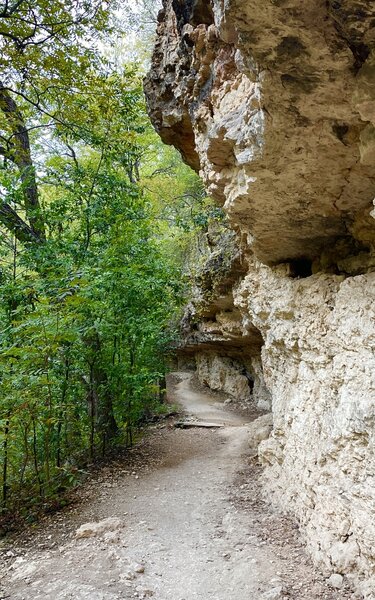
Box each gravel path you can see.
[0,372,354,599]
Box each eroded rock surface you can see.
[145,0,375,266]
[145,0,375,596]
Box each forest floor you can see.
[0,372,354,600]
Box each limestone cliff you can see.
[145,1,375,596]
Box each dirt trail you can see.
[0,372,353,600]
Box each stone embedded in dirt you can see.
[133,563,145,574]
[261,586,284,599]
[75,517,124,539]
[120,570,136,581]
[10,558,38,582]
[136,585,154,598]
[103,530,122,544]
[329,540,359,573]
[328,573,344,589]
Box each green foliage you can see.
[0,1,116,96]
[0,0,222,523]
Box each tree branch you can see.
[0,80,45,241]
[0,0,25,18]
[0,201,42,243]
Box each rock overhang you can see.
[144,0,375,266]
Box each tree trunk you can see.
[2,415,10,511]
[0,83,45,242]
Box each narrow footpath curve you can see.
[0,372,354,600]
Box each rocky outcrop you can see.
[236,261,375,597]
[177,226,271,410]
[145,0,375,266]
[145,1,375,595]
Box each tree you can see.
[0,0,119,243]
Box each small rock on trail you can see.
[75,517,125,539]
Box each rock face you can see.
[145,1,375,595]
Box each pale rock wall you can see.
[234,262,375,597]
[195,353,251,401]
[249,354,271,412]
[195,351,271,408]
[247,413,273,458]
[145,0,375,594]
